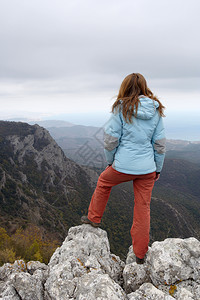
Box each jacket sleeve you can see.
[151,117,166,172]
[103,111,123,165]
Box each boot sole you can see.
[81,216,100,228]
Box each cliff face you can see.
[0,121,94,238]
[0,225,199,299]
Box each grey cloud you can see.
[0,0,200,93]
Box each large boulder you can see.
[147,237,200,286]
[44,224,125,299]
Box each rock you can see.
[26,261,48,275]
[75,273,127,300]
[26,261,49,283]
[0,225,200,299]
[0,260,27,281]
[124,245,152,293]
[12,260,27,272]
[127,283,174,300]
[0,282,20,300]
[0,260,48,300]
[8,272,44,300]
[157,279,200,300]
[147,237,200,286]
[175,287,194,300]
[125,246,136,265]
[123,262,151,293]
[0,263,15,282]
[124,237,200,299]
[45,224,125,299]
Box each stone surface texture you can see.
[127,283,174,300]
[0,225,200,299]
[146,237,200,286]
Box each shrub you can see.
[0,225,60,266]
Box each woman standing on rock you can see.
[81,73,166,264]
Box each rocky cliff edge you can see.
[0,224,199,299]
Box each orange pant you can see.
[88,166,156,259]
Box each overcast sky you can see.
[0,0,200,125]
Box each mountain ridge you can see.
[40,124,200,166]
[0,121,94,240]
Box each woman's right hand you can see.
[155,172,160,181]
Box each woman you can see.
[81,73,166,264]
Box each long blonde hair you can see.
[112,73,165,123]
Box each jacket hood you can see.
[135,95,159,120]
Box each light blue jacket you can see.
[104,96,166,174]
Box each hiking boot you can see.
[136,256,145,264]
[81,216,100,228]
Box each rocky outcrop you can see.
[45,225,125,299]
[0,225,200,299]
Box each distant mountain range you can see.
[166,140,200,165]
[0,120,200,259]
[7,119,75,128]
[29,120,74,128]
[39,123,200,166]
